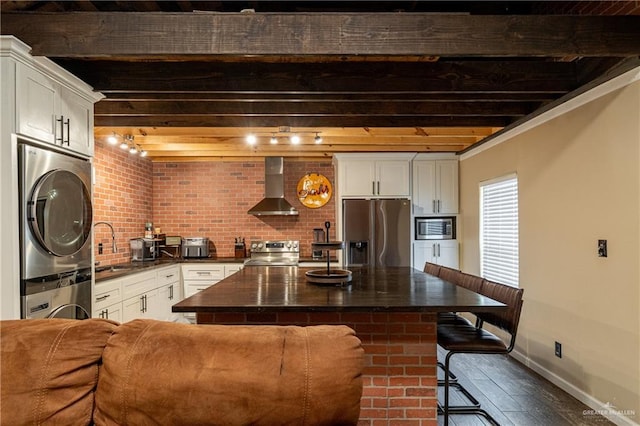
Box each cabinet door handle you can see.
[140,295,145,313]
[56,116,64,144]
[104,309,109,320]
[372,181,375,195]
[437,199,441,213]
[196,271,211,276]
[377,181,380,195]
[96,294,110,302]
[437,243,440,257]
[64,118,70,145]
[169,284,174,300]
[166,274,174,279]
[432,200,436,213]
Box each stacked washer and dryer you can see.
[18,141,93,319]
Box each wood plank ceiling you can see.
[2,1,639,161]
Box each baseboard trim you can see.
[510,350,638,426]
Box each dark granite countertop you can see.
[94,257,337,283]
[94,257,247,282]
[172,266,506,313]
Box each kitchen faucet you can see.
[94,221,118,253]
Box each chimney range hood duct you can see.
[248,157,299,216]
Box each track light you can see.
[243,129,321,146]
[107,133,118,145]
[108,133,146,157]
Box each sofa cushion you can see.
[0,318,118,425]
[94,319,364,426]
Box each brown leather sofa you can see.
[1,318,364,425]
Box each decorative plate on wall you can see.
[296,173,332,208]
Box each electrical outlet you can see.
[598,239,607,257]
[555,341,562,358]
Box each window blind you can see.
[480,176,519,287]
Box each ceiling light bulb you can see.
[290,134,300,145]
[246,134,257,145]
[120,142,129,150]
[314,133,323,144]
[140,150,148,157]
[129,146,138,154]
[270,135,278,144]
[107,133,118,145]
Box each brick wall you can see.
[196,311,439,425]
[93,148,336,263]
[93,140,153,265]
[152,159,336,258]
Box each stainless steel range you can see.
[244,240,299,266]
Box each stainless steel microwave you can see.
[415,217,455,240]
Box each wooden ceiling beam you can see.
[94,115,512,128]
[59,60,577,93]
[2,13,639,57]
[95,99,535,116]
[94,126,498,137]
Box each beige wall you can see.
[459,79,640,420]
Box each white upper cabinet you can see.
[16,63,58,143]
[334,153,412,197]
[59,87,94,155]
[4,37,103,157]
[412,154,459,215]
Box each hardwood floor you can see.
[436,348,615,426]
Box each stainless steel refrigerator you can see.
[343,199,411,267]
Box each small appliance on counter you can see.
[130,238,158,261]
[182,237,210,258]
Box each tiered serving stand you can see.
[305,240,352,285]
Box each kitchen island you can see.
[173,266,505,425]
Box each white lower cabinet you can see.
[94,278,123,322]
[413,240,459,270]
[181,263,243,322]
[93,265,181,322]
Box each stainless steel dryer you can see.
[18,141,93,318]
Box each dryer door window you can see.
[28,169,92,256]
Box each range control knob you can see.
[292,241,298,249]
[251,243,258,249]
[286,241,292,248]
[257,243,263,249]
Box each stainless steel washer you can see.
[18,141,93,318]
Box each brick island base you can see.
[196,311,438,425]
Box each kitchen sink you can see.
[95,265,132,273]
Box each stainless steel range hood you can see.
[248,157,299,216]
